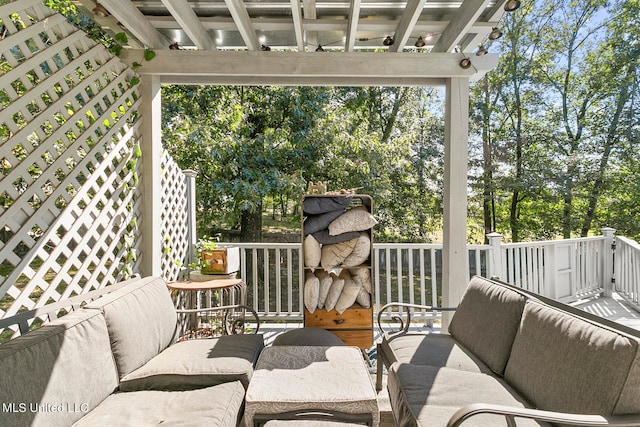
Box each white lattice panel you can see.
[0,1,145,326]
[160,151,191,281]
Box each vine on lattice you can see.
[0,0,145,331]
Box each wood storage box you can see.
[301,194,376,349]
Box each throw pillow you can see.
[316,270,333,309]
[328,206,378,236]
[304,272,320,314]
[303,234,321,270]
[304,209,345,235]
[312,229,360,245]
[324,274,345,311]
[350,267,372,293]
[321,238,358,269]
[341,232,371,267]
[356,287,371,308]
[303,196,352,214]
[335,270,361,314]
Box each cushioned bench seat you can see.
[119,334,264,391]
[387,364,549,427]
[379,276,640,427]
[379,332,492,374]
[73,380,246,426]
[0,276,265,427]
[84,276,264,392]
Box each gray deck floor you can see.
[254,293,640,427]
[571,292,640,330]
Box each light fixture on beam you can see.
[504,0,521,12]
[414,36,426,48]
[92,3,109,18]
[383,36,394,46]
[476,45,488,56]
[315,44,325,52]
[488,27,503,40]
[261,44,271,51]
[459,58,472,69]
[169,42,180,50]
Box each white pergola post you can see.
[441,77,470,329]
[487,232,504,279]
[139,74,163,277]
[601,227,616,298]
[184,169,198,273]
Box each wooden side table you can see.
[168,279,248,336]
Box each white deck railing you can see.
[226,231,620,321]
[615,236,640,311]
[492,235,610,303]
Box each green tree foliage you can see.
[470,0,639,241]
[162,86,328,241]
[162,86,444,242]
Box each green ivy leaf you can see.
[115,32,128,44]
[128,76,140,87]
[131,61,142,70]
[143,49,156,61]
[110,44,123,56]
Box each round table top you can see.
[168,279,244,290]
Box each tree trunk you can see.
[580,65,634,236]
[241,201,263,242]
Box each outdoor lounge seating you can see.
[0,276,264,427]
[376,275,640,426]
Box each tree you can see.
[163,86,330,241]
[533,0,609,238]
[579,0,640,235]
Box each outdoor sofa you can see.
[0,275,264,426]
[377,275,640,427]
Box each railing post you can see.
[544,244,557,299]
[183,169,198,276]
[486,232,503,280]
[601,227,616,298]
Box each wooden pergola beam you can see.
[120,50,499,84]
[224,0,260,50]
[344,0,361,52]
[303,0,319,50]
[388,0,427,52]
[291,0,305,51]
[95,0,170,49]
[161,0,217,50]
[432,0,494,53]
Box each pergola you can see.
[69,0,509,315]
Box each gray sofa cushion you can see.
[504,301,640,418]
[387,363,549,427]
[448,276,526,375]
[84,276,178,379]
[0,310,119,427]
[119,334,264,391]
[73,380,245,427]
[380,332,493,374]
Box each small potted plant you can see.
[195,237,240,275]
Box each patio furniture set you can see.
[377,275,640,426]
[2,274,640,426]
[0,276,379,426]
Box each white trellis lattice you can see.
[160,151,194,282]
[0,1,192,337]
